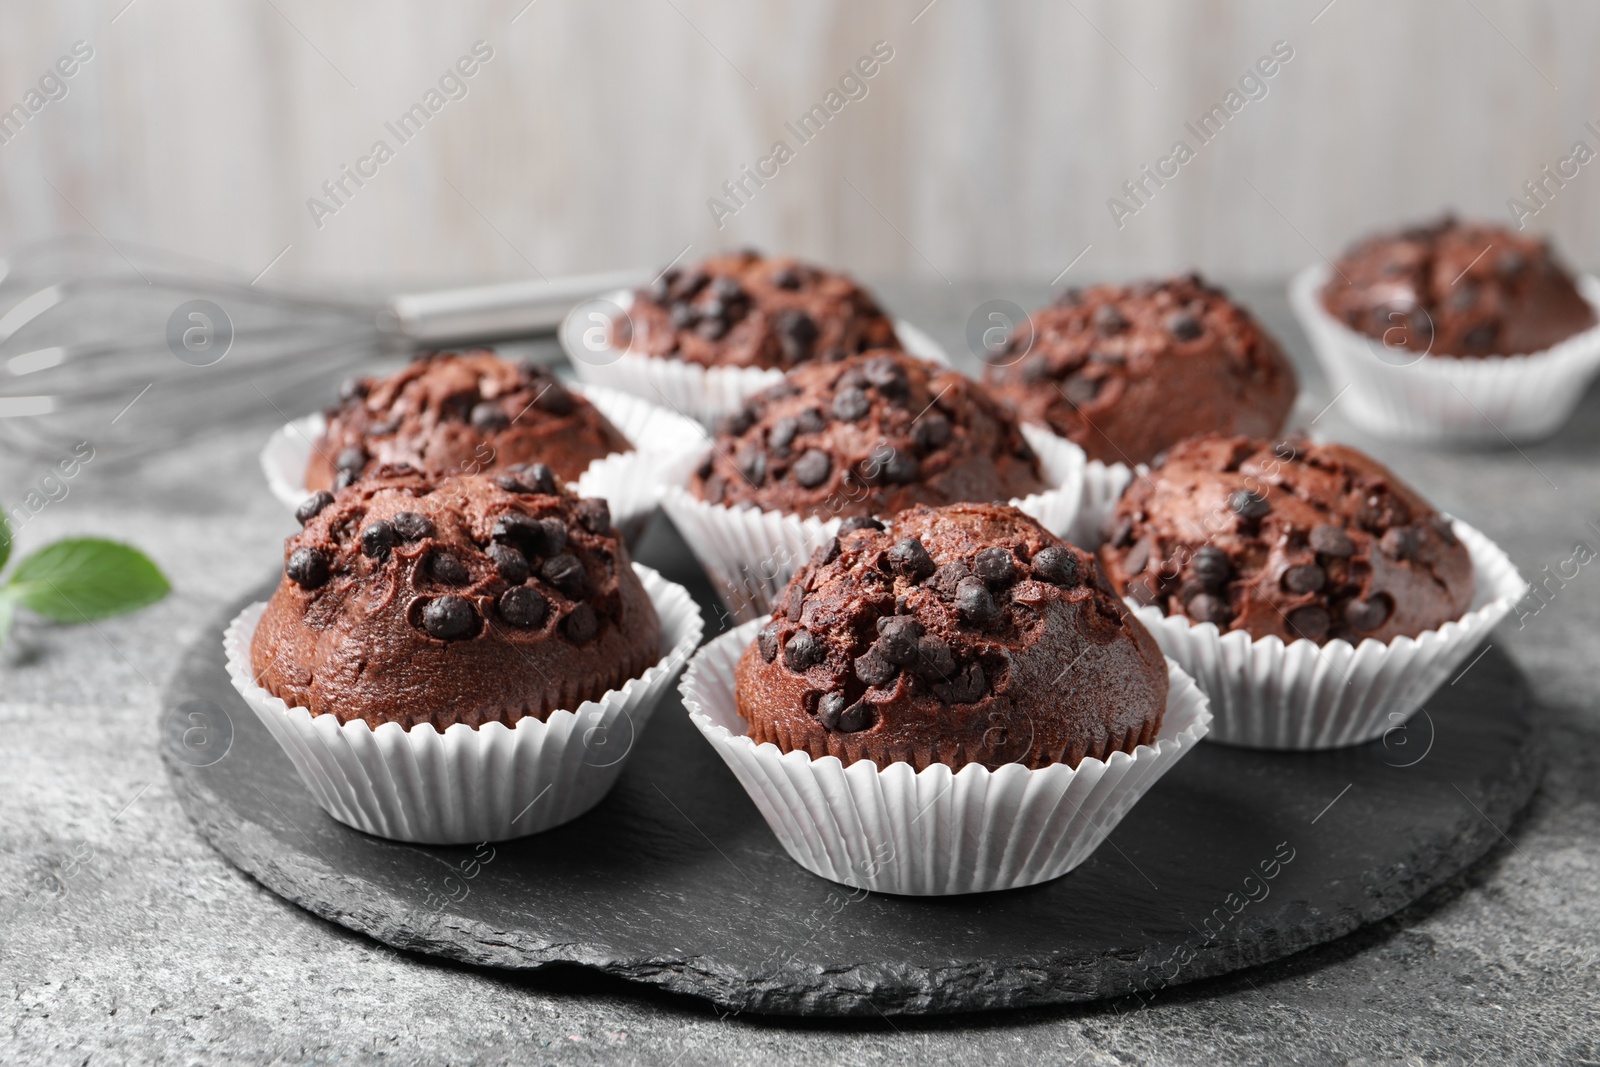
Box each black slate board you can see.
[161,517,1543,1017]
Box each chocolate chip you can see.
[1093,304,1129,336]
[1019,355,1053,384]
[1283,563,1326,594]
[1109,515,1135,549]
[855,646,897,687]
[1287,605,1330,643]
[927,561,972,596]
[956,577,1000,628]
[874,616,923,664]
[1189,545,1231,589]
[470,402,509,431]
[771,266,803,290]
[673,268,709,300]
[972,547,1016,586]
[710,276,744,301]
[862,354,907,393]
[540,553,588,597]
[338,378,369,402]
[913,635,956,680]
[1061,375,1101,408]
[1431,516,1459,546]
[534,382,575,415]
[797,407,828,434]
[1186,593,1232,625]
[815,691,848,729]
[498,586,547,628]
[286,547,330,589]
[296,491,335,526]
[1166,312,1203,341]
[768,417,800,456]
[810,537,841,567]
[697,316,728,341]
[576,499,611,535]
[735,443,767,485]
[870,444,917,484]
[1309,523,1355,558]
[793,449,832,488]
[1344,594,1392,632]
[1380,526,1420,561]
[836,701,874,732]
[512,463,557,495]
[1449,284,1479,312]
[670,303,698,329]
[832,387,871,422]
[718,408,756,438]
[1461,323,1496,350]
[533,518,568,557]
[494,475,526,493]
[839,515,884,534]
[784,584,805,622]
[932,661,986,705]
[1230,490,1270,521]
[887,537,936,581]
[487,543,530,584]
[783,629,824,672]
[1358,492,1411,531]
[335,447,366,475]
[429,552,470,585]
[422,595,478,640]
[1495,249,1527,277]
[360,521,397,561]
[1031,546,1080,586]
[757,622,780,662]
[774,309,819,362]
[1124,540,1152,577]
[912,413,951,452]
[562,602,598,643]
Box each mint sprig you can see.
[0,511,170,644]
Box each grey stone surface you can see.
[3,282,1599,1064]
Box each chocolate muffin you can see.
[735,502,1169,771]
[1320,216,1596,357]
[615,250,900,369]
[690,350,1046,520]
[306,350,631,492]
[984,275,1297,465]
[252,465,660,729]
[1099,435,1475,645]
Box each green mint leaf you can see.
[0,508,11,574]
[6,539,170,622]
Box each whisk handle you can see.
[382,270,652,344]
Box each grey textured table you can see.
[3,281,1597,1065]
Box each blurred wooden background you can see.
[0,0,1594,289]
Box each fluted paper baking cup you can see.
[680,619,1211,895]
[258,384,707,543]
[223,564,704,844]
[560,288,951,426]
[1072,455,1136,548]
[1290,265,1600,442]
[660,423,1088,623]
[1129,519,1525,751]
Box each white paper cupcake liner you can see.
[1290,265,1600,442]
[680,619,1211,895]
[223,564,704,844]
[660,423,1088,624]
[1128,519,1525,751]
[559,288,951,426]
[258,384,708,544]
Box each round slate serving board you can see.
[162,519,1543,1017]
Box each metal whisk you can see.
[0,236,647,460]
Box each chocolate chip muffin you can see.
[1099,435,1475,645]
[984,275,1297,465]
[252,465,660,729]
[305,350,631,492]
[690,350,1045,520]
[614,250,900,370]
[735,502,1169,771]
[1320,216,1596,357]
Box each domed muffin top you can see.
[306,349,631,492]
[691,350,1045,520]
[615,250,900,370]
[1099,434,1475,645]
[1320,216,1595,357]
[252,465,660,729]
[734,502,1168,771]
[984,274,1296,465]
